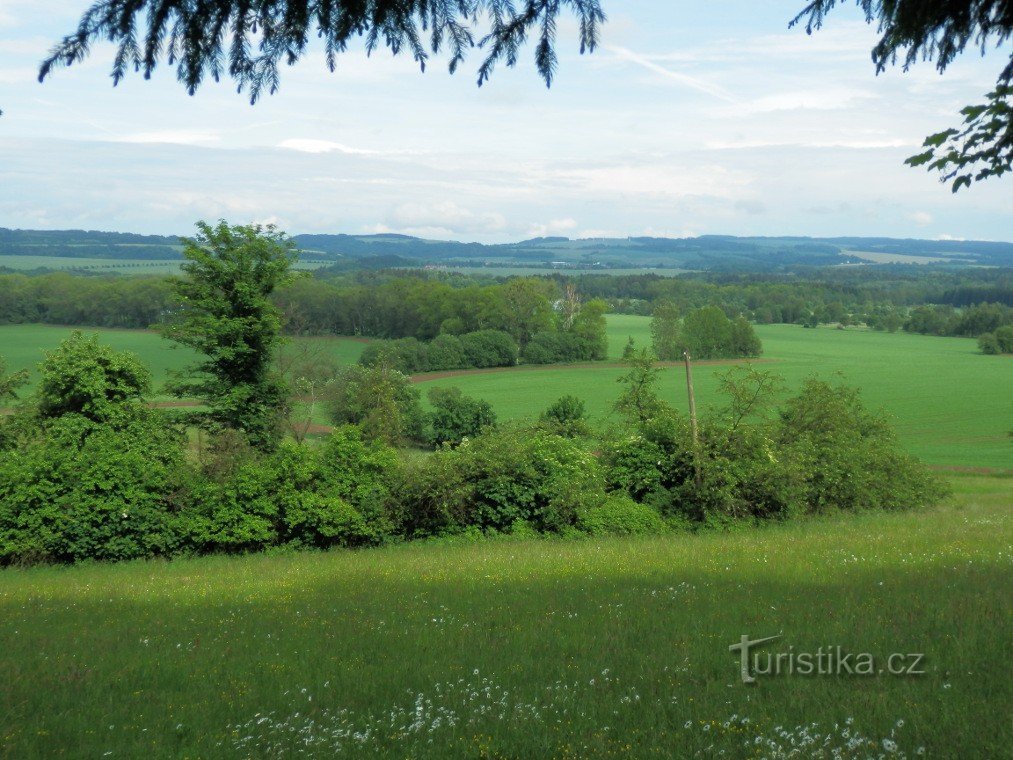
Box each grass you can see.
[0,257,334,273]
[0,473,1008,758]
[413,316,1013,470]
[2,317,1009,468]
[0,325,368,397]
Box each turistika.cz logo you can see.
[729,634,925,684]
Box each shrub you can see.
[540,395,590,437]
[522,331,588,364]
[576,493,668,536]
[326,365,426,445]
[0,411,186,564]
[426,334,467,370]
[428,387,497,447]
[37,332,151,423]
[459,330,518,368]
[388,427,606,537]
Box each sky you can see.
[0,1,1011,243]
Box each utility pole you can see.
[683,350,702,488]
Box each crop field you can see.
[0,257,334,273]
[414,316,1013,470]
[0,473,1008,758]
[0,325,368,397]
[2,318,1010,468]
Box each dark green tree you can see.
[161,221,297,451]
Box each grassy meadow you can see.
[2,317,1010,468]
[0,325,369,399]
[0,473,1008,758]
[414,316,1013,470]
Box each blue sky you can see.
[1,1,1010,242]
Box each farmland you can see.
[2,317,1010,469]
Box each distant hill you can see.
[2,227,1011,271]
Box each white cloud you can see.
[604,45,736,102]
[909,211,933,226]
[115,130,221,146]
[526,218,578,237]
[278,139,378,155]
[388,201,507,235]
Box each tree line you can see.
[0,222,945,565]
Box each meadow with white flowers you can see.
[0,473,1008,758]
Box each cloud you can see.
[736,87,877,115]
[278,139,379,155]
[526,218,578,237]
[115,130,221,146]
[909,211,933,226]
[387,201,507,236]
[734,199,767,215]
[604,45,736,102]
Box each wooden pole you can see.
[683,350,702,488]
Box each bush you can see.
[0,412,186,564]
[37,332,151,423]
[326,365,426,445]
[182,426,397,553]
[540,395,590,437]
[426,334,467,370]
[428,387,497,447]
[459,330,518,368]
[576,493,668,536]
[603,374,946,526]
[387,427,606,537]
[522,331,589,364]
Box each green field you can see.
[421,266,692,278]
[2,318,1010,468]
[0,257,335,273]
[0,473,1007,758]
[414,316,1012,470]
[0,325,369,398]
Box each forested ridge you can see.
[4,227,1013,268]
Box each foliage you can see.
[326,364,427,446]
[0,411,187,564]
[539,394,591,438]
[388,425,606,537]
[605,369,947,526]
[359,329,518,373]
[459,329,519,368]
[428,386,496,447]
[161,221,297,450]
[575,492,668,536]
[651,305,762,361]
[613,348,672,425]
[40,1,606,102]
[0,356,28,404]
[36,332,151,423]
[183,427,396,552]
[650,301,682,360]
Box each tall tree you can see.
[161,221,297,450]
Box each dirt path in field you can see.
[412,357,777,382]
